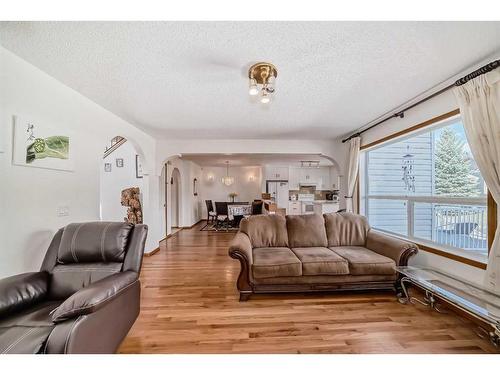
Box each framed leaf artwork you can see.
[12,115,74,171]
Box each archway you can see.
[99,135,144,222]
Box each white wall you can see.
[0,47,157,278]
[356,85,487,284]
[100,141,143,222]
[200,166,262,218]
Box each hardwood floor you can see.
[119,222,499,354]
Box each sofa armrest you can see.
[0,271,49,318]
[50,271,138,323]
[366,230,418,266]
[228,232,253,264]
[228,232,253,295]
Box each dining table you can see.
[228,204,252,227]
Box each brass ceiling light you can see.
[248,62,278,104]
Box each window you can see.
[360,115,489,261]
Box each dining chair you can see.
[251,201,263,215]
[214,201,229,231]
[205,200,217,224]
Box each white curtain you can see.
[346,136,361,213]
[454,68,500,292]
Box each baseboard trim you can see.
[147,221,204,258]
[182,220,203,229]
[144,247,160,257]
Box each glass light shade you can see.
[260,90,270,104]
[221,176,235,186]
[248,78,259,96]
[266,76,275,93]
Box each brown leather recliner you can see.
[0,222,147,354]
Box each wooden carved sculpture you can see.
[121,187,143,224]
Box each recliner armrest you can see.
[50,271,138,323]
[366,230,418,266]
[0,271,49,318]
[228,232,253,264]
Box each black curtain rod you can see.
[342,59,500,143]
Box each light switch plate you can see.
[57,206,69,217]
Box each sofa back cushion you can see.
[286,214,328,248]
[239,214,288,248]
[323,213,370,247]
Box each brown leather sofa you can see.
[0,222,147,354]
[229,213,418,301]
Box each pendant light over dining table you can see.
[248,62,277,104]
[221,161,235,186]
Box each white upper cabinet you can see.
[265,165,333,190]
[299,168,317,185]
[264,166,289,180]
[297,167,332,189]
[289,167,300,190]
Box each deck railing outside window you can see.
[367,196,487,256]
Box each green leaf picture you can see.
[26,136,69,164]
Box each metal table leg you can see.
[397,276,411,304]
[492,324,500,347]
[397,277,447,313]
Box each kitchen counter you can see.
[288,200,339,215]
[313,201,339,214]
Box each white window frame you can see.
[360,114,488,263]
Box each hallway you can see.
[119,222,498,354]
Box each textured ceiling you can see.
[1,21,500,139]
[180,153,334,167]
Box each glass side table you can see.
[396,266,500,346]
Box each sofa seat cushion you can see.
[291,247,349,276]
[0,301,61,328]
[330,246,396,275]
[0,301,61,354]
[252,247,301,279]
[0,325,55,354]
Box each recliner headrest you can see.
[57,222,133,264]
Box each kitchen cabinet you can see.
[288,167,300,190]
[299,168,316,185]
[299,168,331,189]
[265,166,289,180]
[270,166,333,190]
[288,201,301,215]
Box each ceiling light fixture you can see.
[248,62,277,104]
[221,161,235,186]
